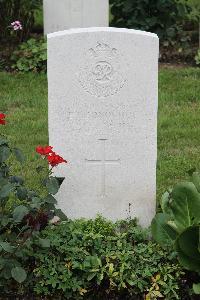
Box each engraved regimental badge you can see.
[77,42,126,98]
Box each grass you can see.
[0,72,48,192]
[0,67,200,201]
[158,66,200,198]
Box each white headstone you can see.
[43,0,109,34]
[48,27,159,227]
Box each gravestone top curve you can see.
[48,27,158,39]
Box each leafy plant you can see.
[33,217,186,299]
[110,0,191,46]
[151,170,200,294]
[11,37,47,73]
[195,49,200,65]
[180,0,200,48]
[0,113,67,296]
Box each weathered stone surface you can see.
[43,0,109,34]
[48,27,159,227]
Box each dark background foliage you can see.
[110,0,191,43]
[0,0,199,69]
[0,0,42,42]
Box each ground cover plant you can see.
[33,217,188,299]
[11,37,47,72]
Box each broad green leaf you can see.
[46,203,56,210]
[10,176,24,185]
[55,209,68,220]
[46,177,59,195]
[30,197,41,209]
[11,267,27,283]
[193,283,200,295]
[171,182,200,231]
[177,226,200,260]
[16,186,27,200]
[0,138,8,146]
[176,241,200,272]
[167,221,178,232]
[38,238,50,248]
[0,182,15,199]
[44,194,57,204]
[191,172,200,193]
[0,146,11,163]
[0,242,14,253]
[27,190,37,199]
[1,216,9,227]
[56,177,65,187]
[176,226,200,272]
[161,191,173,216]
[2,267,11,279]
[13,148,25,164]
[151,213,177,248]
[13,205,29,223]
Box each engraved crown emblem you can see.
[89,42,117,58]
[77,41,127,98]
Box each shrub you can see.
[0,113,67,297]
[110,0,191,46]
[151,170,200,295]
[33,217,186,299]
[11,37,47,72]
[0,0,42,42]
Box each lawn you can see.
[0,67,200,201]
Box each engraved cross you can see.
[85,139,120,197]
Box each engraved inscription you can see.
[77,42,127,98]
[85,139,120,197]
[65,110,136,132]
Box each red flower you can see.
[36,145,67,167]
[36,146,53,156]
[47,153,67,167]
[0,113,6,125]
